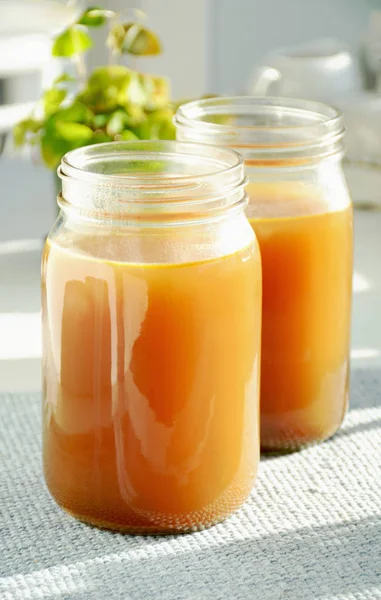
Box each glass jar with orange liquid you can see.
[176,98,353,451]
[42,141,262,533]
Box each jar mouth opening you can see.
[175,97,345,161]
[59,140,244,189]
[58,140,248,223]
[175,96,342,133]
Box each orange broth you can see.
[42,234,262,532]
[248,184,353,449]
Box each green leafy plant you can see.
[14,6,176,169]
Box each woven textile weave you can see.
[1,368,381,600]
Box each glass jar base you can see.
[260,425,342,454]
[45,468,256,535]
[60,505,232,535]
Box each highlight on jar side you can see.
[175,97,353,451]
[41,140,262,533]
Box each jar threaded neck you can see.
[58,140,247,225]
[175,97,345,165]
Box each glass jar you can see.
[175,98,353,451]
[42,140,262,533]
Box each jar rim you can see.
[175,96,342,134]
[59,140,244,188]
[175,97,345,163]
[57,140,248,224]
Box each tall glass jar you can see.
[42,141,262,533]
[176,98,353,451]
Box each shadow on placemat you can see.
[0,367,380,600]
[4,516,378,600]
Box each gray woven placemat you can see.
[1,369,381,600]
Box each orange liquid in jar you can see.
[42,234,261,533]
[248,184,353,450]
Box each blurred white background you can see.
[1,0,380,242]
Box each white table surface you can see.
[0,209,380,393]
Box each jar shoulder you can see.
[45,213,256,267]
[245,165,352,220]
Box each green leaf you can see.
[116,129,138,141]
[13,118,42,146]
[52,26,93,57]
[106,110,126,136]
[137,110,175,141]
[43,88,67,117]
[91,105,145,132]
[122,71,147,106]
[123,104,145,127]
[91,130,112,144]
[52,102,93,125]
[92,113,108,128]
[107,24,126,54]
[41,134,63,169]
[108,22,162,56]
[136,118,159,140]
[80,66,147,112]
[157,118,176,140]
[78,7,107,27]
[41,119,94,169]
[54,122,93,143]
[140,74,170,110]
[87,65,124,89]
[80,66,127,111]
[53,73,76,85]
[121,23,162,56]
